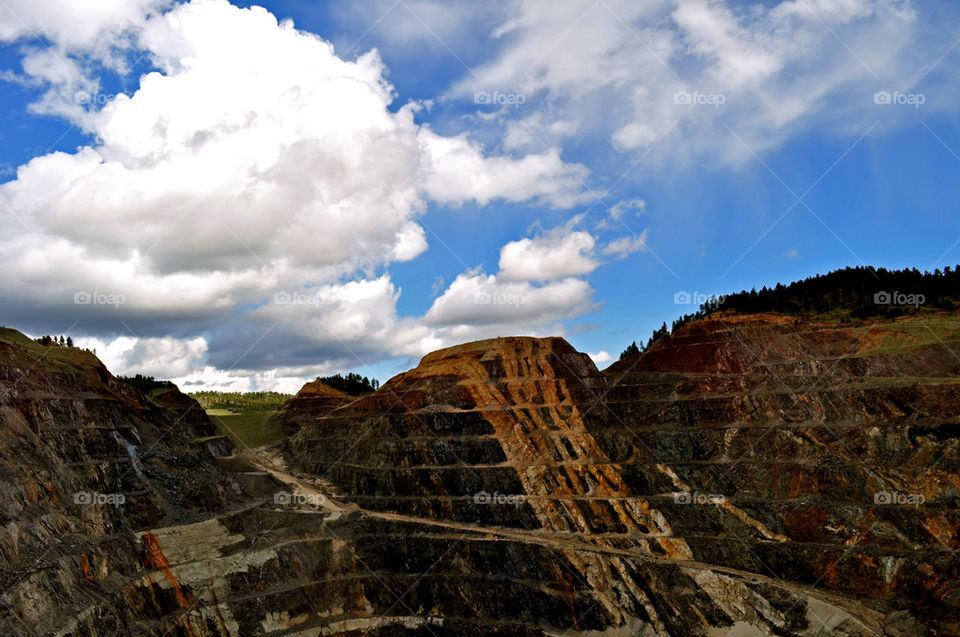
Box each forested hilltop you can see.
[188,373,380,413]
[620,265,960,359]
[314,372,380,395]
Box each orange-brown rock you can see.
[265,379,350,435]
[2,312,959,636]
[288,315,960,635]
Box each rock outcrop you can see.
[1,311,958,635]
[264,379,350,436]
[0,327,242,635]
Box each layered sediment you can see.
[265,379,351,436]
[1,312,958,635]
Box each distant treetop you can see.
[117,374,176,393]
[315,372,380,395]
[619,265,960,361]
[189,391,292,413]
[34,334,75,348]
[706,265,958,318]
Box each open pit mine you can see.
[1,311,958,636]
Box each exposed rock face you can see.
[288,320,960,635]
[599,313,960,634]
[1,313,958,635]
[0,328,243,635]
[265,379,350,436]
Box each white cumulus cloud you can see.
[418,128,591,208]
[498,226,599,282]
[424,270,595,328]
[0,0,595,388]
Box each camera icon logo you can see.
[873,291,891,305]
[274,491,292,505]
[474,91,492,105]
[74,291,92,305]
[874,491,892,505]
[873,91,892,105]
[673,491,692,504]
[474,490,491,505]
[674,91,692,105]
[674,291,692,305]
[274,291,291,305]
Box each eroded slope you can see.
[290,329,949,635]
[2,312,958,636]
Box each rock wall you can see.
[1,313,958,635]
[265,380,351,436]
[288,325,958,635]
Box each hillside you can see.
[621,265,960,358]
[263,379,351,436]
[0,326,241,634]
[0,309,958,635]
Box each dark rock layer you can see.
[1,313,959,635]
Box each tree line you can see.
[189,391,293,413]
[620,265,960,360]
[35,335,74,347]
[117,374,176,393]
[315,372,380,395]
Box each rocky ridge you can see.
[0,311,958,635]
[265,379,350,437]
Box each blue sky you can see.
[0,0,958,391]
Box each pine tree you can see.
[618,341,641,360]
[617,266,960,364]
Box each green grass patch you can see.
[190,391,292,414]
[208,411,283,449]
[0,327,37,347]
[852,314,960,357]
[0,327,103,374]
